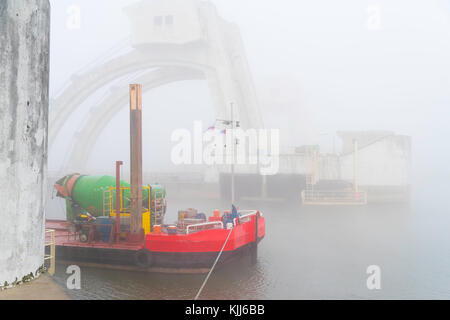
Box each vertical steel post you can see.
[251,212,259,265]
[129,84,143,236]
[115,161,123,243]
[261,175,267,199]
[231,103,235,205]
[354,139,359,194]
[313,149,318,185]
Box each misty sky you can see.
[48,0,450,178]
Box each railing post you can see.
[49,231,55,276]
[353,139,359,194]
[116,161,123,243]
[251,212,258,265]
[45,229,55,276]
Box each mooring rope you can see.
[194,227,233,300]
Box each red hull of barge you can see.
[46,214,265,272]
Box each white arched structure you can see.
[71,67,204,168]
[49,0,263,172]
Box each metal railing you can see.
[301,190,367,205]
[186,221,224,235]
[185,211,261,234]
[45,229,55,276]
[234,210,260,224]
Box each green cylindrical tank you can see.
[71,175,138,216]
[56,175,162,218]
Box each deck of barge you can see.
[45,219,143,251]
[45,219,211,274]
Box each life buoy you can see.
[134,249,152,268]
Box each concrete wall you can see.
[317,155,341,180]
[313,135,411,187]
[0,0,50,286]
[340,135,411,186]
[337,131,394,154]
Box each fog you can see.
[47,0,450,183]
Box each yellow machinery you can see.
[107,186,152,234]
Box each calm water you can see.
[47,180,450,300]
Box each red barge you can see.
[46,84,265,273]
[46,209,265,273]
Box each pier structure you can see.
[217,131,411,203]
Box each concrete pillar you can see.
[0,0,50,287]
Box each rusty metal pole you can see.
[115,161,123,243]
[129,84,143,238]
[251,212,259,265]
